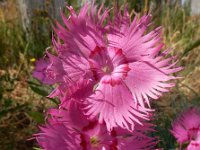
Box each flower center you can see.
[90,136,100,147]
[89,46,130,85]
[101,65,112,74]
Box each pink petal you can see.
[124,60,178,107]
[85,79,151,131]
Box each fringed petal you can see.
[85,79,151,131]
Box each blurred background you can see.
[0,0,199,149]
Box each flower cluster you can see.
[171,108,200,150]
[33,2,181,149]
[35,101,156,150]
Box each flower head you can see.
[171,107,200,149]
[32,58,55,85]
[33,2,181,131]
[35,100,156,150]
[35,120,81,150]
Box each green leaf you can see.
[28,80,59,105]
[28,111,44,123]
[29,84,49,97]
[33,147,42,150]
[183,39,200,56]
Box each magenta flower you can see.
[35,100,156,150]
[35,121,81,150]
[113,124,157,150]
[33,3,181,131]
[187,138,200,150]
[32,58,55,85]
[171,107,200,149]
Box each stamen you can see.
[90,136,100,147]
[102,66,111,74]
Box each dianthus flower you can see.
[33,2,181,131]
[33,58,55,85]
[171,107,200,149]
[35,100,156,150]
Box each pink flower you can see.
[35,101,156,150]
[187,140,200,150]
[171,107,200,149]
[33,3,181,131]
[32,58,55,85]
[35,121,82,150]
[113,124,157,150]
[50,76,151,131]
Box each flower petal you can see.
[85,79,150,131]
[124,60,179,107]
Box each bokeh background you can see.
[0,0,199,149]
